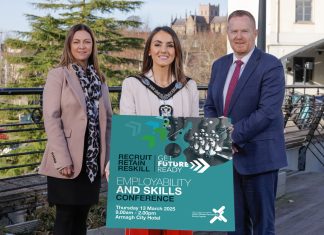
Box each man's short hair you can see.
[228,10,256,29]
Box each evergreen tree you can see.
[4,0,144,87]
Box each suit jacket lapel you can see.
[64,66,87,113]
[217,56,233,114]
[228,48,261,115]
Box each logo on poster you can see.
[210,206,227,224]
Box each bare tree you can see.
[181,32,227,84]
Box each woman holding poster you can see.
[120,26,198,235]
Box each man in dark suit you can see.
[204,10,287,235]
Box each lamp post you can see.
[257,0,266,51]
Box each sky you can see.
[0,0,227,41]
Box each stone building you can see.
[171,3,227,35]
[210,16,227,34]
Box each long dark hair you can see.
[141,26,186,84]
[59,24,105,82]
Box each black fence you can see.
[1,85,324,178]
[282,86,324,170]
[0,85,324,224]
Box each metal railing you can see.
[1,85,323,177]
[282,86,324,170]
[0,87,122,222]
[0,85,324,218]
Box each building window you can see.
[293,57,314,83]
[296,0,312,22]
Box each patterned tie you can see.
[223,60,244,116]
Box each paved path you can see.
[275,171,324,235]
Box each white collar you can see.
[232,47,255,65]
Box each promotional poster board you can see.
[107,115,235,231]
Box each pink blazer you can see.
[39,65,112,179]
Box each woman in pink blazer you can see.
[121,26,198,235]
[39,24,112,235]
